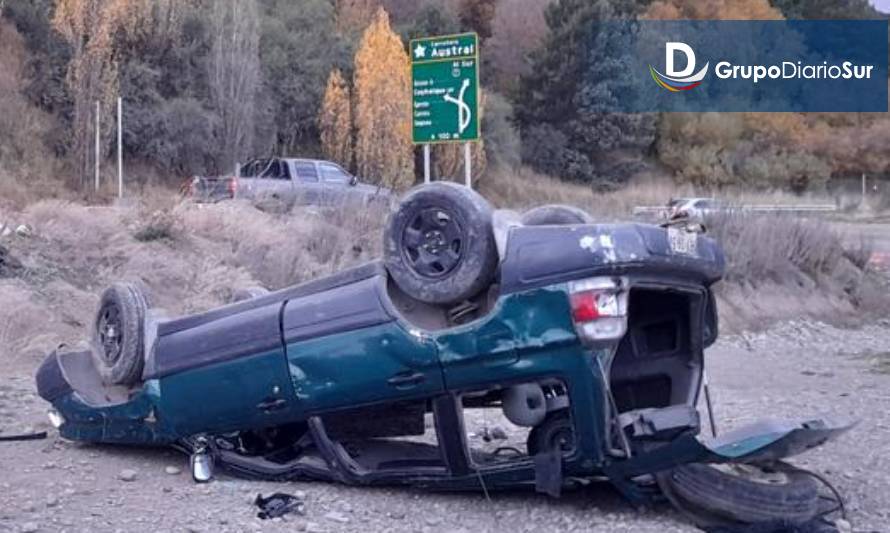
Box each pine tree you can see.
[319,68,354,170]
[353,8,414,189]
[517,0,654,188]
[458,0,497,41]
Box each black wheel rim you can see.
[401,207,465,278]
[97,302,123,364]
[548,425,575,454]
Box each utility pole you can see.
[117,97,123,199]
[95,101,100,192]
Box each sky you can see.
[872,0,890,13]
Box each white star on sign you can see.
[414,43,427,59]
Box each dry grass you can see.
[479,166,847,222]
[706,212,886,331]
[0,195,389,364]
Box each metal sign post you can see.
[410,32,480,188]
[464,143,471,188]
[423,144,431,184]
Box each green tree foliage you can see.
[396,0,461,43]
[458,0,497,40]
[518,0,654,188]
[260,0,349,155]
[770,0,882,19]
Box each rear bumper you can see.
[499,223,725,295]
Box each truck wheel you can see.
[527,410,575,456]
[91,282,151,386]
[384,182,497,305]
[521,205,593,226]
[230,286,269,303]
[661,462,819,525]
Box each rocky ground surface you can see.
[1,320,889,533]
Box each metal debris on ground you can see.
[254,492,305,520]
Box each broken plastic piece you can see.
[255,493,305,520]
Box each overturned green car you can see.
[37,183,849,528]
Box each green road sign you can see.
[410,32,479,144]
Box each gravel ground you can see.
[1,320,889,533]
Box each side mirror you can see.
[350,175,358,186]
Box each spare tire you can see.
[91,282,151,386]
[521,204,593,226]
[660,462,819,525]
[384,182,497,305]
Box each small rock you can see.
[324,511,350,524]
[305,522,325,533]
[489,426,508,440]
[15,224,32,237]
[20,523,39,533]
[118,469,138,482]
[425,516,442,526]
[45,494,59,508]
[164,466,181,475]
[22,500,36,513]
[835,519,852,533]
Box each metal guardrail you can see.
[632,204,838,216]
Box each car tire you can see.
[527,410,575,456]
[231,286,270,303]
[521,204,593,226]
[661,462,819,525]
[91,282,151,386]
[384,182,497,305]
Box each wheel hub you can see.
[402,208,464,278]
[98,303,123,364]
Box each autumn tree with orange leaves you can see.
[353,8,413,189]
[319,68,354,171]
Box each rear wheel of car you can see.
[384,182,497,305]
[230,286,270,303]
[527,410,575,456]
[660,461,819,525]
[91,282,151,386]
[521,204,593,226]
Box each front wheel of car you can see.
[527,410,576,456]
[384,182,497,306]
[91,282,151,386]
[660,461,819,525]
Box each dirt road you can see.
[1,320,889,533]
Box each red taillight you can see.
[227,177,238,197]
[568,277,628,345]
[570,292,603,322]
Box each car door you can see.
[282,275,445,412]
[318,162,353,206]
[291,161,325,206]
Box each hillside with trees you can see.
[0,0,888,197]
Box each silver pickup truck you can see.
[188,158,390,208]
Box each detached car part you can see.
[36,184,852,529]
